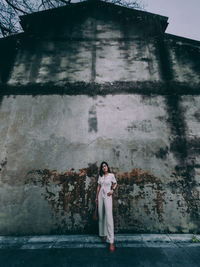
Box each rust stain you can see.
[26,165,164,232]
[117,168,163,222]
[26,163,99,233]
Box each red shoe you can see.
[110,243,115,252]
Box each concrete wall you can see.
[0,93,200,234]
[166,35,200,84]
[0,3,200,235]
[7,17,161,85]
[5,15,200,86]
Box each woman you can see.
[95,161,117,252]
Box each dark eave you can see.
[165,33,200,46]
[19,0,169,33]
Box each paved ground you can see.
[2,247,200,267]
[1,234,200,266]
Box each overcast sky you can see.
[144,0,200,41]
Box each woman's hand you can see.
[107,190,114,196]
[95,198,98,204]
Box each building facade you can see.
[0,1,200,234]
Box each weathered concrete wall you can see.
[7,18,161,85]
[0,2,200,235]
[0,94,200,234]
[166,35,200,84]
[3,14,200,86]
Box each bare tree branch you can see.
[4,0,28,14]
[0,21,13,36]
[0,0,144,38]
[59,0,70,4]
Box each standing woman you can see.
[95,161,117,252]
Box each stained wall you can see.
[0,2,200,234]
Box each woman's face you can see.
[102,163,108,173]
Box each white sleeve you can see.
[112,174,117,184]
[98,175,101,184]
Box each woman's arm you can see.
[95,184,101,204]
[112,182,117,191]
[107,182,117,196]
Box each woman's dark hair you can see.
[99,161,111,177]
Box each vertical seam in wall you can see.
[155,22,199,221]
[91,18,97,83]
[1,38,18,84]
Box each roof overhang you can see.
[19,1,169,34]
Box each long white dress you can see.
[98,173,117,243]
